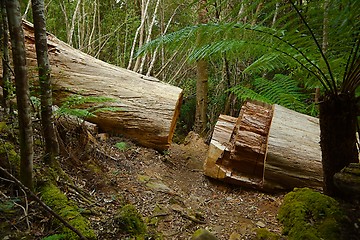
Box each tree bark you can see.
[194,0,208,136]
[1,0,10,111]
[6,0,34,190]
[16,20,183,151]
[319,94,358,196]
[31,0,59,165]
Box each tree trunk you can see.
[194,0,208,136]
[205,101,323,191]
[6,0,34,190]
[16,20,183,151]
[319,94,358,196]
[1,1,10,111]
[31,0,59,165]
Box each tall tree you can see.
[1,0,10,111]
[194,0,208,136]
[31,0,59,165]
[6,0,34,189]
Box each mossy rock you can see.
[191,228,218,240]
[278,188,345,240]
[255,228,280,240]
[39,183,96,240]
[114,204,147,238]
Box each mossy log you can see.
[204,101,322,191]
[3,20,183,151]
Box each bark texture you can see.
[31,0,59,164]
[13,20,183,151]
[204,101,323,191]
[1,1,10,110]
[6,0,34,189]
[194,0,208,136]
[319,94,358,196]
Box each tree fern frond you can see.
[229,84,273,104]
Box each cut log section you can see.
[204,101,322,191]
[4,20,183,151]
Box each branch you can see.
[0,166,88,240]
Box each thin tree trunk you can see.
[6,0,34,190]
[319,94,359,196]
[194,0,208,136]
[139,0,160,74]
[22,0,31,19]
[146,4,179,77]
[132,0,149,72]
[271,2,279,27]
[87,0,97,54]
[31,0,59,165]
[68,0,81,46]
[127,0,150,70]
[322,0,329,55]
[1,0,10,111]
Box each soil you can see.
[1,118,359,240]
[57,129,284,240]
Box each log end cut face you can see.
[204,101,323,192]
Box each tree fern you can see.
[231,74,316,116]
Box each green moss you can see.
[278,188,345,240]
[255,228,280,240]
[0,141,20,172]
[114,204,147,238]
[39,183,96,240]
[0,122,6,132]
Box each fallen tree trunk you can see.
[6,20,183,151]
[204,101,322,191]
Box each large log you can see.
[204,101,322,191]
[3,20,183,151]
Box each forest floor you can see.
[1,116,359,239]
[56,128,285,240]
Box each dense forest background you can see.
[20,0,324,137]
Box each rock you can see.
[334,163,360,199]
[256,221,266,228]
[229,232,241,240]
[191,229,218,240]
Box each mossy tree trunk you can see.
[31,0,60,165]
[6,0,34,189]
[319,93,359,196]
[1,1,10,111]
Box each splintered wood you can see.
[204,101,322,191]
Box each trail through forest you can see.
[58,128,284,239]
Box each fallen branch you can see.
[0,166,88,240]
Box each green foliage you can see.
[278,188,345,240]
[114,142,128,151]
[39,183,96,240]
[114,204,147,238]
[231,74,317,116]
[56,94,121,118]
[41,234,66,240]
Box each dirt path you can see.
[64,132,284,239]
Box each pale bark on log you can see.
[5,20,183,151]
[205,101,323,191]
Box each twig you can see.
[13,187,30,230]
[0,166,88,240]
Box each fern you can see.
[56,94,121,119]
[231,74,316,116]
